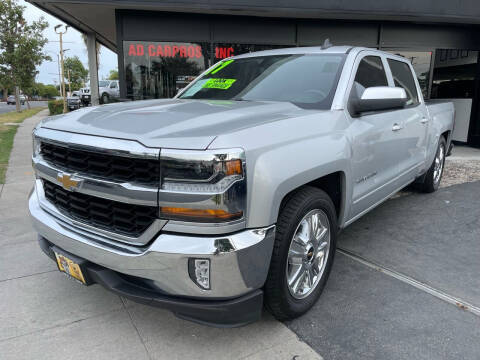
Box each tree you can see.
[64,56,88,91]
[33,82,58,99]
[107,69,118,80]
[42,84,59,99]
[0,0,50,110]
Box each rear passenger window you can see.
[387,59,419,106]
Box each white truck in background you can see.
[79,80,120,106]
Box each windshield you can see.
[179,54,346,109]
[99,81,110,87]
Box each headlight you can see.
[32,132,41,157]
[159,148,246,223]
[161,148,244,193]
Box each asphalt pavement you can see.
[288,180,480,359]
[0,101,48,115]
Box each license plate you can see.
[54,252,87,285]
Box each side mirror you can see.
[352,86,407,115]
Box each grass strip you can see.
[0,108,45,183]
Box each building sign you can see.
[215,47,235,59]
[127,43,204,58]
[127,43,237,60]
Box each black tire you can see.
[264,186,337,320]
[101,93,109,104]
[421,136,447,193]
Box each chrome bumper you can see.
[29,184,275,298]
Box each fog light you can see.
[188,258,210,290]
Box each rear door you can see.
[345,52,406,221]
[385,57,428,183]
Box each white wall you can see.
[438,98,472,142]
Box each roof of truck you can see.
[233,46,411,64]
[233,46,354,59]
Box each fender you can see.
[209,110,352,229]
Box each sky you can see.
[20,0,118,86]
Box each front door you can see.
[346,54,406,221]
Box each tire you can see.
[265,186,337,320]
[101,93,109,104]
[421,136,447,193]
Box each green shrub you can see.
[48,100,68,115]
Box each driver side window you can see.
[348,56,389,115]
[352,56,388,98]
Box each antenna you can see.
[321,39,333,49]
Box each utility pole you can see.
[68,69,71,96]
[54,24,69,113]
[57,54,61,94]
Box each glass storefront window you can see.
[123,41,210,100]
[431,49,478,99]
[387,51,432,98]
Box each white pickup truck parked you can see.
[79,80,120,105]
[30,46,454,327]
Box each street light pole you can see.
[54,24,69,113]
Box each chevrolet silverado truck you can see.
[29,46,454,327]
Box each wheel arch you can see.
[278,171,346,227]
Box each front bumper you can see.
[38,236,264,327]
[29,183,275,322]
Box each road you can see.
[0,101,48,115]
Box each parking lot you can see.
[1,111,479,359]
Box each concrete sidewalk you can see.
[0,110,321,360]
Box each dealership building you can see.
[28,0,480,147]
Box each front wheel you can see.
[264,186,337,320]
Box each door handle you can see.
[392,123,403,131]
[420,117,429,124]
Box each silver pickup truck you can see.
[29,46,454,327]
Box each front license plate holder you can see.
[52,247,91,285]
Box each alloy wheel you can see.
[286,209,331,299]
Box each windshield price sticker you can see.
[202,78,237,90]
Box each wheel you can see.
[421,136,446,193]
[101,93,109,104]
[265,186,337,320]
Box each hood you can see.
[40,99,314,149]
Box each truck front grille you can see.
[40,142,159,185]
[43,180,158,237]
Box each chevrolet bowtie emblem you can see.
[57,173,82,191]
